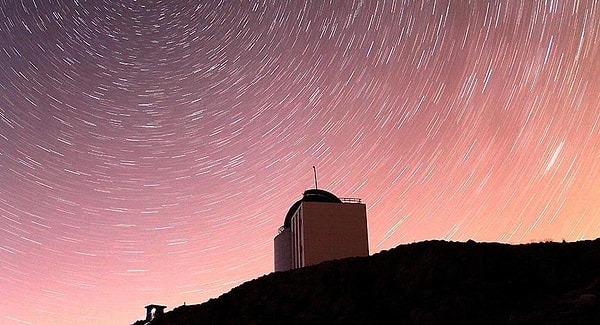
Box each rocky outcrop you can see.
[144,239,600,324]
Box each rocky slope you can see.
[136,239,600,324]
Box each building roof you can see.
[145,304,167,309]
[282,189,342,228]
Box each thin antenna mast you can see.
[312,166,318,189]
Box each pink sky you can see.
[1,1,599,323]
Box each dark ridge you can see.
[137,239,600,324]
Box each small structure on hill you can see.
[144,304,166,322]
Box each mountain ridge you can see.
[135,239,600,324]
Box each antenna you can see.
[312,166,318,189]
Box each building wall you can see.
[274,228,292,272]
[291,208,303,268]
[297,201,369,268]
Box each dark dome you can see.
[282,189,341,228]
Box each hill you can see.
[135,239,600,324]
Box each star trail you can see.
[1,0,599,323]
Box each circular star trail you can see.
[1,1,599,324]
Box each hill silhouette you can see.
[135,239,600,324]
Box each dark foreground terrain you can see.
[135,239,600,324]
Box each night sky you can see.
[1,0,599,323]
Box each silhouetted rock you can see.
[143,239,600,324]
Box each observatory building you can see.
[274,189,369,272]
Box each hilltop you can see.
[135,239,600,324]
